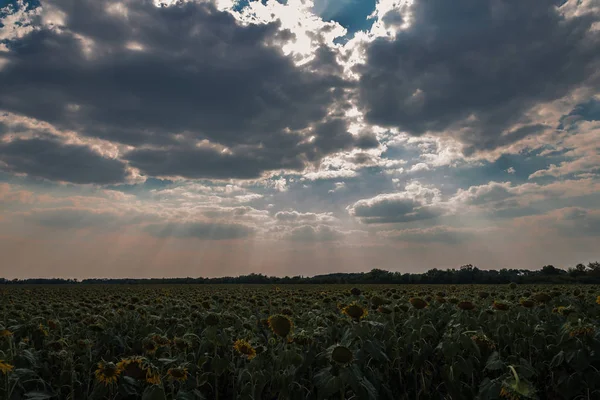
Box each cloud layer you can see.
[0,0,599,277]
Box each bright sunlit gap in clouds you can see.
[0,0,599,277]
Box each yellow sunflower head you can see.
[233,339,257,360]
[167,367,188,382]
[142,339,158,355]
[596,295,600,305]
[117,356,148,380]
[267,314,293,337]
[95,361,122,386]
[0,329,13,338]
[146,365,161,385]
[151,334,170,346]
[0,360,14,375]
[342,304,368,321]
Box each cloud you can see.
[0,0,367,180]
[529,120,600,179]
[274,210,337,224]
[283,224,365,242]
[379,226,499,244]
[356,0,600,153]
[0,136,129,184]
[144,221,255,240]
[348,182,443,224]
[24,207,127,230]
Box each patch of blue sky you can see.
[313,0,376,37]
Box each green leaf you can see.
[485,352,504,371]
[142,386,167,400]
[24,391,55,400]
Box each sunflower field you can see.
[1,284,600,399]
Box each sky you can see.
[0,0,599,278]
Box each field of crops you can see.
[1,284,600,400]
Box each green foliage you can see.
[1,284,600,399]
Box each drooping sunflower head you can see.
[533,293,551,303]
[167,366,188,382]
[0,360,14,375]
[342,304,368,321]
[499,372,536,399]
[409,298,428,309]
[457,301,475,311]
[471,333,496,352]
[117,356,148,380]
[172,337,190,351]
[0,329,13,338]
[142,339,158,355]
[146,366,161,385]
[233,339,257,360]
[267,314,293,337]
[568,324,596,338]
[205,313,220,327]
[493,301,510,311]
[151,334,170,346]
[520,299,535,308]
[331,345,353,366]
[350,287,361,296]
[95,361,122,386]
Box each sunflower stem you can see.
[508,365,520,387]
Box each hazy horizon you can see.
[1,0,599,279]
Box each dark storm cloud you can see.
[0,137,129,184]
[144,221,255,240]
[0,0,361,180]
[348,194,442,224]
[357,0,600,152]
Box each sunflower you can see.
[331,346,353,366]
[596,295,600,305]
[499,366,536,399]
[267,314,293,337]
[0,329,12,338]
[350,287,361,296]
[471,333,496,352]
[233,339,257,360]
[409,298,427,309]
[0,360,14,375]
[205,313,219,327]
[142,339,158,355]
[172,337,190,351]
[457,301,475,311]
[152,334,170,346]
[568,325,595,338]
[37,323,49,336]
[533,293,551,303]
[117,356,148,380]
[95,361,122,386]
[520,299,535,308]
[493,301,510,311]
[167,366,188,382]
[146,365,161,385]
[342,304,368,321]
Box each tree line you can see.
[1,262,600,285]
